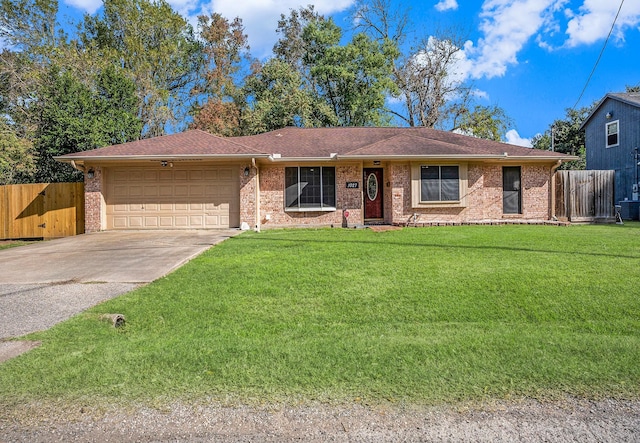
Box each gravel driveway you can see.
[1,397,639,442]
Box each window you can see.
[411,163,467,208]
[420,165,460,202]
[285,166,336,211]
[606,120,619,147]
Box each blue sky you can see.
[26,0,640,145]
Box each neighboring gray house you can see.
[582,92,640,204]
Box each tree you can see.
[34,64,141,182]
[272,6,397,127]
[454,105,514,142]
[190,13,249,137]
[397,35,475,129]
[0,0,66,131]
[532,106,592,170]
[0,0,60,54]
[242,58,335,134]
[273,5,323,79]
[352,0,513,138]
[82,0,201,137]
[302,19,398,126]
[0,118,35,184]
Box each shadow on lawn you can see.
[230,234,640,260]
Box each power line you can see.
[572,0,625,109]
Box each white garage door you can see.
[106,166,239,229]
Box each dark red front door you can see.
[364,168,383,220]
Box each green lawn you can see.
[1,224,639,407]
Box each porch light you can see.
[87,168,95,179]
[244,166,250,176]
[606,111,613,119]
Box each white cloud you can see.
[62,0,102,14]
[565,0,640,47]
[207,0,355,58]
[435,0,458,12]
[465,0,567,79]
[505,129,533,147]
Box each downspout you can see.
[550,160,562,221]
[70,160,85,172]
[252,158,260,232]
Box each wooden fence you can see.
[555,170,615,222]
[0,183,84,240]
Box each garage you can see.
[105,166,240,229]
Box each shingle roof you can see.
[60,129,265,159]
[58,126,573,162]
[235,127,570,160]
[580,92,640,130]
[608,92,640,107]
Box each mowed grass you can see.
[1,224,639,406]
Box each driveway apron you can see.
[0,230,239,343]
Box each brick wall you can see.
[82,160,554,231]
[84,165,103,232]
[258,164,363,228]
[391,162,552,224]
[239,162,257,228]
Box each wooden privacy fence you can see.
[555,170,615,222]
[0,182,84,239]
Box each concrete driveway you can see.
[0,230,239,347]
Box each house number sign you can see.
[346,182,359,188]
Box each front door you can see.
[364,168,384,220]
[503,166,522,214]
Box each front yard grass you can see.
[0,224,639,406]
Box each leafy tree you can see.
[532,106,592,170]
[242,58,335,134]
[82,0,201,137]
[0,117,35,184]
[454,105,514,142]
[303,19,398,126]
[273,5,322,81]
[273,6,397,127]
[0,0,61,54]
[190,13,249,137]
[0,0,66,131]
[34,64,141,182]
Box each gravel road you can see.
[1,397,638,442]
[0,283,139,339]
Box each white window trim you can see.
[606,120,619,148]
[411,163,468,208]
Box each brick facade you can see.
[84,165,103,233]
[81,160,555,231]
[389,162,552,225]
[257,163,363,228]
[239,162,257,229]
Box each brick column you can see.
[84,166,103,232]
[239,162,257,229]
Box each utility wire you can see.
[572,0,625,109]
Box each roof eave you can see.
[579,93,640,130]
[267,154,338,162]
[337,154,577,161]
[55,153,271,162]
